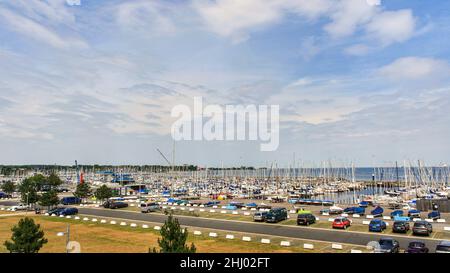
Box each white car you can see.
[10,204,30,211]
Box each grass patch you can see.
[0,215,367,253]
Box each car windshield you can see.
[409,242,424,248]
[379,239,393,246]
[436,245,450,252]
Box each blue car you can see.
[60,207,78,216]
[369,219,387,232]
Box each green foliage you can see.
[151,213,196,253]
[4,217,48,253]
[0,167,14,176]
[30,174,48,191]
[38,190,60,208]
[18,177,39,204]
[46,172,63,189]
[74,182,92,200]
[1,181,16,194]
[94,185,113,201]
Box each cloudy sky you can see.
[0,0,449,167]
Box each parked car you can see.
[297,213,316,226]
[48,207,65,215]
[406,241,429,253]
[140,202,160,213]
[59,207,78,216]
[56,187,70,193]
[0,192,12,199]
[61,196,81,205]
[427,211,440,220]
[376,238,400,253]
[253,211,268,222]
[265,208,288,223]
[435,241,450,253]
[103,200,128,209]
[408,209,421,218]
[320,207,343,215]
[412,221,433,236]
[369,219,387,232]
[332,217,351,229]
[110,201,128,209]
[10,204,30,211]
[392,221,410,233]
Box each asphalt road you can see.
[78,207,442,252]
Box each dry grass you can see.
[0,215,367,253]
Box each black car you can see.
[392,221,410,233]
[406,241,429,253]
[376,238,400,253]
[103,200,128,209]
[109,201,128,209]
[412,221,432,236]
[265,208,288,223]
[297,213,316,226]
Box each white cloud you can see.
[0,4,87,49]
[344,44,371,56]
[193,0,417,50]
[324,0,377,38]
[116,1,177,35]
[378,57,450,81]
[365,9,416,46]
[193,0,331,43]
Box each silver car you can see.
[140,202,160,213]
[436,241,450,253]
[253,211,268,222]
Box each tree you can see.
[29,174,47,192]
[18,178,39,205]
[38,190,60,209]
[1,181,16,195]
[151,213,196,253]
[4,217,48,253]
[74,182,92,201]
[94,185,113,202]
[47,172,63,190]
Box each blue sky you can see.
[0,0,450,167]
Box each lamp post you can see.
[56,224,70,253]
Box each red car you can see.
[332,217,351,229]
